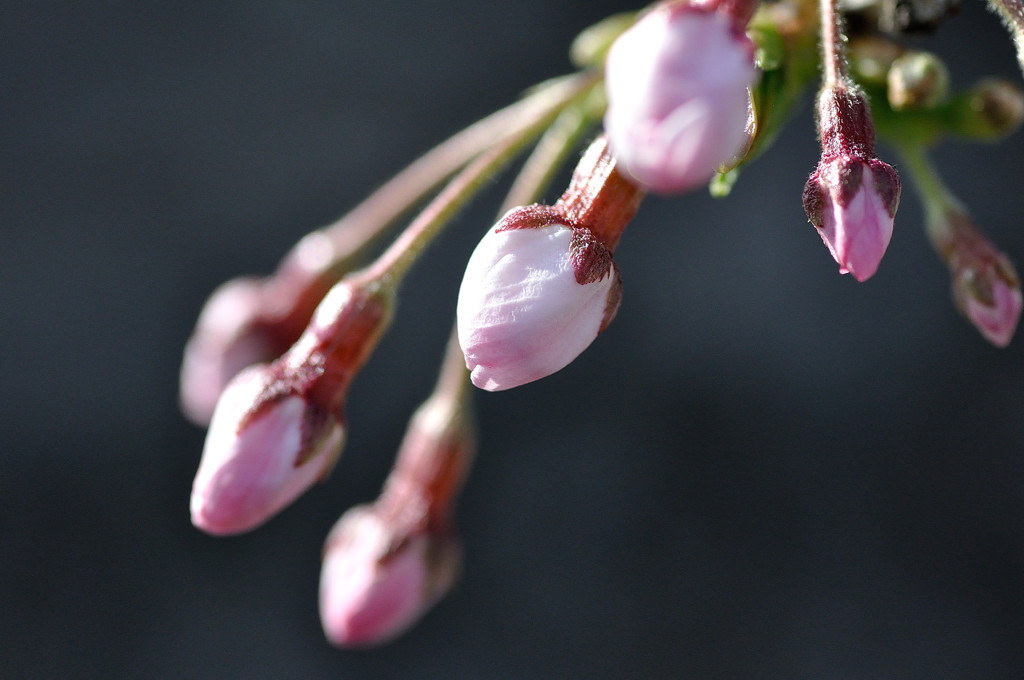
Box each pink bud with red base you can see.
[603,2,756,193]
[190,279,393,535]
[457,206,622,391]
[319,506,460,648]
[190,365,345,535]
[938,211,1023,347]
[803,88,901,282]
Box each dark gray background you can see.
[3,1,1024,678]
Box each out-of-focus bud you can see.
[180,278,274,426]
[887,50,949,110]
[319,505,460,648]
[180,230,369,426]
[803,88,901,281]
[936,211,1022,347]
[457,207,622,391]
[603,2,757,193]
[957,78,1024,141]
[190,278,393,535]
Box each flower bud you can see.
[937,211,1022,347]
[190,365,345,535]
[319,506,460,648]
[804,88,901,281]
[180,278,275,425]
[190,278,393,535]
[456,207,622,391]
[886,50,949,111]
[603,2,756,193]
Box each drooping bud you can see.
[190,365,345,535]
[190,278,393,535]
[457,137,641,391]
[457,209,621,391]
[180,277,277,426]
[180,230,367,426]
[603,1,757,193]
[319,505,461,648]
[934,211,1022,347]
[803,88,901,281]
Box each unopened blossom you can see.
[319,506,460,647]
[803,156,900,281]
[179,278,275,425]
[191,279,393,535]
[190,365,345,535]
[603,2,756,193]
[803,89,901,281]
[457,207,621,391]
[936,211,1023,347]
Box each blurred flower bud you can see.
[937,211,1022,346]
[960,78,1024,140]
[603,2,756,193]
[319,506,460,648]
[190,365,345,535]
[804,88,901,281]
[180,278,274,426]
[191,278,393,535]
[457,206,621,391]
[887,50,949,110]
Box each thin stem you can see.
[357,71,601,288]
[435,324,473,413]
[986,0,1024,79]
[499,102,597,215]
[819,0,849,87]
[895,143,963,242]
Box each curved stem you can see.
[894,143,963,242]
[356,71,601,289]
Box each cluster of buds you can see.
[182,0,1024,650]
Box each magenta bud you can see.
[939,213,1023,347]
[190,365,345,535]
[456,208,621,391]
[803,157,901,281]
[319,506,460,648]
[804,88,901,281]
[603,3,756,193]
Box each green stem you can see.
[499,99,599,215]
[894,143,963,242]
[355,71,601,290]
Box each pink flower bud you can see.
[802,157,901,282]
[938,212,1023,347]
[457,208,621,391]
[603,3,756,193]
[190,365,345,535]
[803,89,901,282]
[179,278,275,426]
[319,506,460,648]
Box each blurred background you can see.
[3,1,1024,678]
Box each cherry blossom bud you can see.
[937,211,1022,347]
[190,365,345,535]
[457,206,622,391]
[191,279,393,535]
[803,88,901,281]
[603,2,756,193]
[319,506,460,648]
[180,278,274,426]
